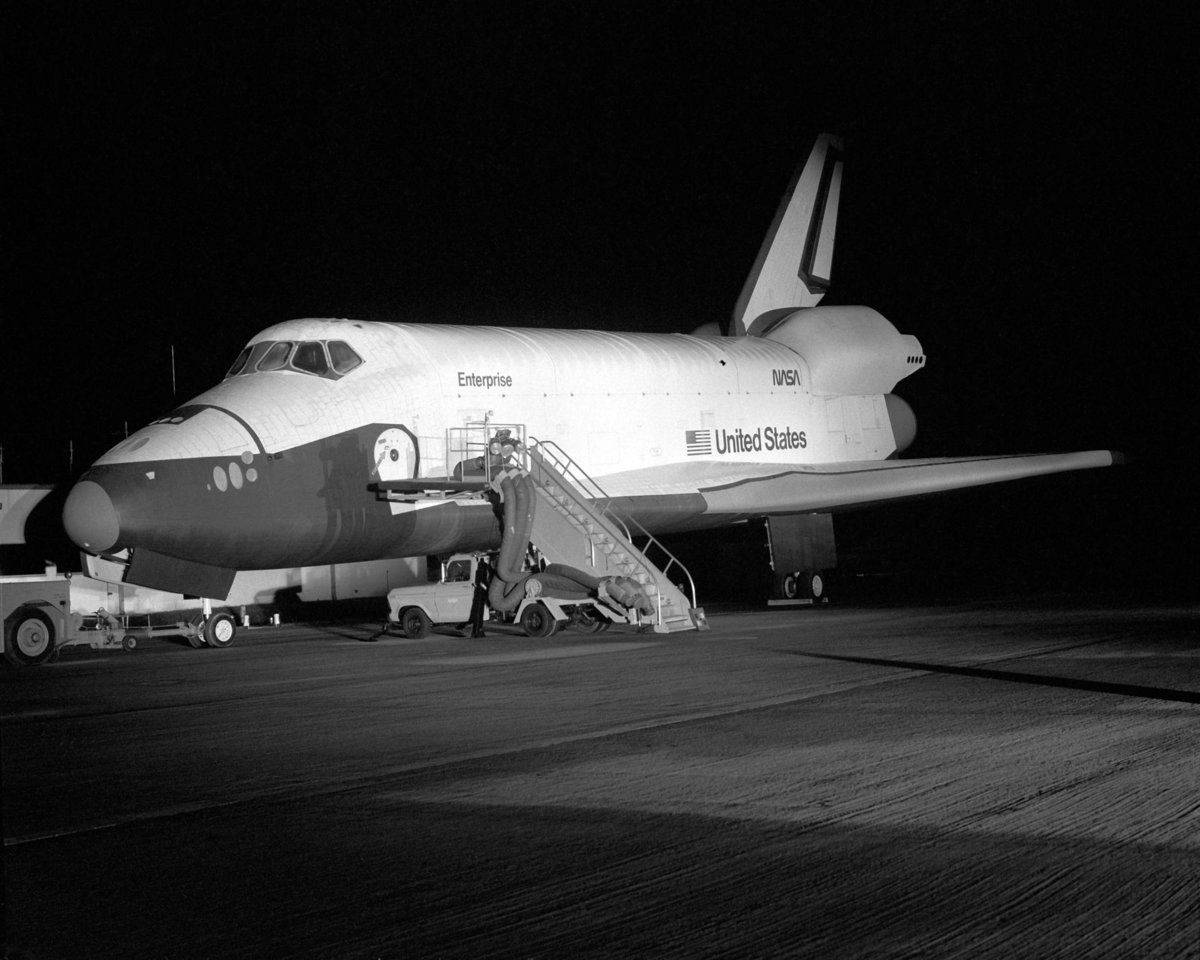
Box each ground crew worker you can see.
[469,556,491,638]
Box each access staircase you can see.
[524,439,704,634]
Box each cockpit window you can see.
[224,338,364,381]
[229,342,274,377]
[226,346,253,377]
[257,341,294,371]
[328,340,363,374]
[292,341,329,375]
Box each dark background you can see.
[5,4,1195,597]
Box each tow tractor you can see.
[2,569,238,667]
[386,552,632,638]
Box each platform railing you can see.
[442,421,527,481]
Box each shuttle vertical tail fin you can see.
[731,133,844,337]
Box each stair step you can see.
[653,619,698,634]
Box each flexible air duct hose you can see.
[488,572,531,611]
[492,473,524,583]
[527,573,592,601]
[542,563,652,616]
[488,471,537,613]
[543,563,602,591]
[602,576,654,616]
[487,470,656,617]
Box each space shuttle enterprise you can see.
[62,135,1117,637]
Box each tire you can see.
[204,612,237,648]
[186,613,207,647]
[6,608,56,666]
[400,607,431,639]
[781,572,800,599]
[520,603,558,638]
[575,609,606,633]
[122,635,138,651]
[808,570,826,602]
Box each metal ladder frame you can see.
[526,437,697,613]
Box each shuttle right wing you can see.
[600,450,1120,518]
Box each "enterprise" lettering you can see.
[457,371,513,389]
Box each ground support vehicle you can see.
[2,572,238,666]
[385,553,632,639]
[3,573,76,666]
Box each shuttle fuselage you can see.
[67,318,906,580]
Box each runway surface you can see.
[4,598,1198,958]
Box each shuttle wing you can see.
[601,450,1119,518]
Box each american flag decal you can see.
[685,429,712,456]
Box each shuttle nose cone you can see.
[63,480,121,553]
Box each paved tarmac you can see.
[3,598,1198,959]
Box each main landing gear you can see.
[775,569,829,605]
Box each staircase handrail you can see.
[525,440,633,540]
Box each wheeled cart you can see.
[2,572,239,666]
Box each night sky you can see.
[6,6,1195,594]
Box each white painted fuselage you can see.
[98,318,904,494]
